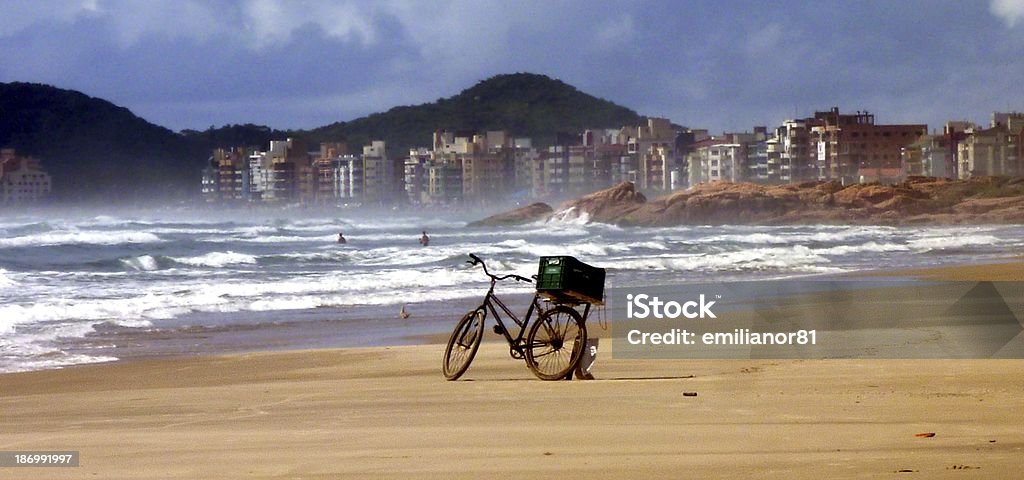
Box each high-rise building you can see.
[810,107,926,184]
[404,147,430,204]
[362,140,395,205]
[213,147,250,202]
[314,142,347,205]
[627,118,678,191]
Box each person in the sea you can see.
[419,231,429,247]
[337,232,347,244]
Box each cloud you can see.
[991,0,1024,27]
[1,0,1021,135]
[0,0,92,38]
[240,0,378,50]
[744,23,783,57]
[595,14,636,48]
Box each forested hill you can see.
[1,74,645,200]
[307,73,644,152]
[0,82,201,200]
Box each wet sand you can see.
[2,261,1023,479]
[862,258,1024,281]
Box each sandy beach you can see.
[2,261,1024,479]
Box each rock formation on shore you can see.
[467,202,553,227]
[471,177,1024,226]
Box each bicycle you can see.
[442,253,593,381]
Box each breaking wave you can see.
[0,231,162,248]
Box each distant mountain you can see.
[0,82,203,200]
[0,74,645,200]
[180,123,295,154]
[308,73,644,152]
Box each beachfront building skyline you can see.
[199,108,1024,206]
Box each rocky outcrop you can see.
[555,181,647,223]
[469,177,1024,226]
[467,202,553,227]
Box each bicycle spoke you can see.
[443,309,485,380]
[525,307,586,380]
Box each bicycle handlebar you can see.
[466,254,532,284]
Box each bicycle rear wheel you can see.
[525,305,586,381]
[442,308,485,380]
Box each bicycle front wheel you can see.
[442,308,485,380]
[525,305,587,381]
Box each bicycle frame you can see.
[477,277,545,356]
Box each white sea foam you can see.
[120,255,160,271]
[607,245,829,272]
[0,352,118,373]
[907,234,1001,251]
[547,207,592,225]
[631,241,670,250]
[814,242,911,256]
[0,268,15,288]
[172,251,258,267]
[203,234,333,244]
[0,231,162,248]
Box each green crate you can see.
[536,256,605,305]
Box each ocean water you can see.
[2,209,1023,372]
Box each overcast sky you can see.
[2,0,1023,135]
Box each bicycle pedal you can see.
[492,324,505,335]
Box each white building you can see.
[1,154,51,204]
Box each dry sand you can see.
[2,261,1023,479]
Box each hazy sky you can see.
[2,0,1023,135]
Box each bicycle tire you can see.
[525,305,587,381]
[442,308,485,380]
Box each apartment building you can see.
[535,144,568,198]
[213,147,250,202]
[902,135,954,179]
[811,108,926,184]
[263,138,309,202]
[404,147,430,204]
[362,140,396,205]
[314,142,347,204]
[627,118,677,191]
[773,119,818,182]
[956,116,1023,178]
[688,131,766,185]
[0,148,51,204]
[336,154,363,200]
[511,137,538,196]
[958,126,1013,177]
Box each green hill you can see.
[308,73,643,152]
[0,82,203,200]
[0,74,645,200]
